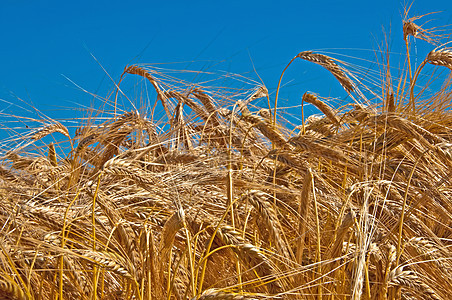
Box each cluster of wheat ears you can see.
[1,7,452,300]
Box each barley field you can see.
[0,7,452,300]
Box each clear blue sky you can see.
[0,0,451,120]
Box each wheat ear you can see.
[389,266,440,300]
[193,288,273,300]
[125,65,172,119]
[0,278,29,300]
[296,51,355,93]
[32,122,70,141]
[296,168,312,265]
[302,92,340,127]
[426,47,452,70]
[81,250,135,279]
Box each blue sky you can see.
[0,0,451,120]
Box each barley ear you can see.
[32,122,70,141]
[302,92,340,127]
[48,143,57,166]
[296,168,312,265]
[426,47,452,70]
[296,51,355,93]
[0,278,29,300]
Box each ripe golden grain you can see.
[0,7,451,300]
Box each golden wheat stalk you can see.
[216,226,283,294]
[296,51,355,93]
[0,278,29,300]
[296,168,312,266]
[302,92,341,127]
[241,112,287,147]
[81,250,135,279]
[2,11,452,299]
[0,165,16,181]
[102,156,156,188]
[388,266,440,300]
[125,65,173,119]
[194,288,273,300]
[245,190,291,259]
[48,143,57,166]
[31,122,70,141]
[403,11,444,45]
[426,46,452,70]
[159,208,185,258]
[191,88,218,121]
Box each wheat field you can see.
[0,7,452,300]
